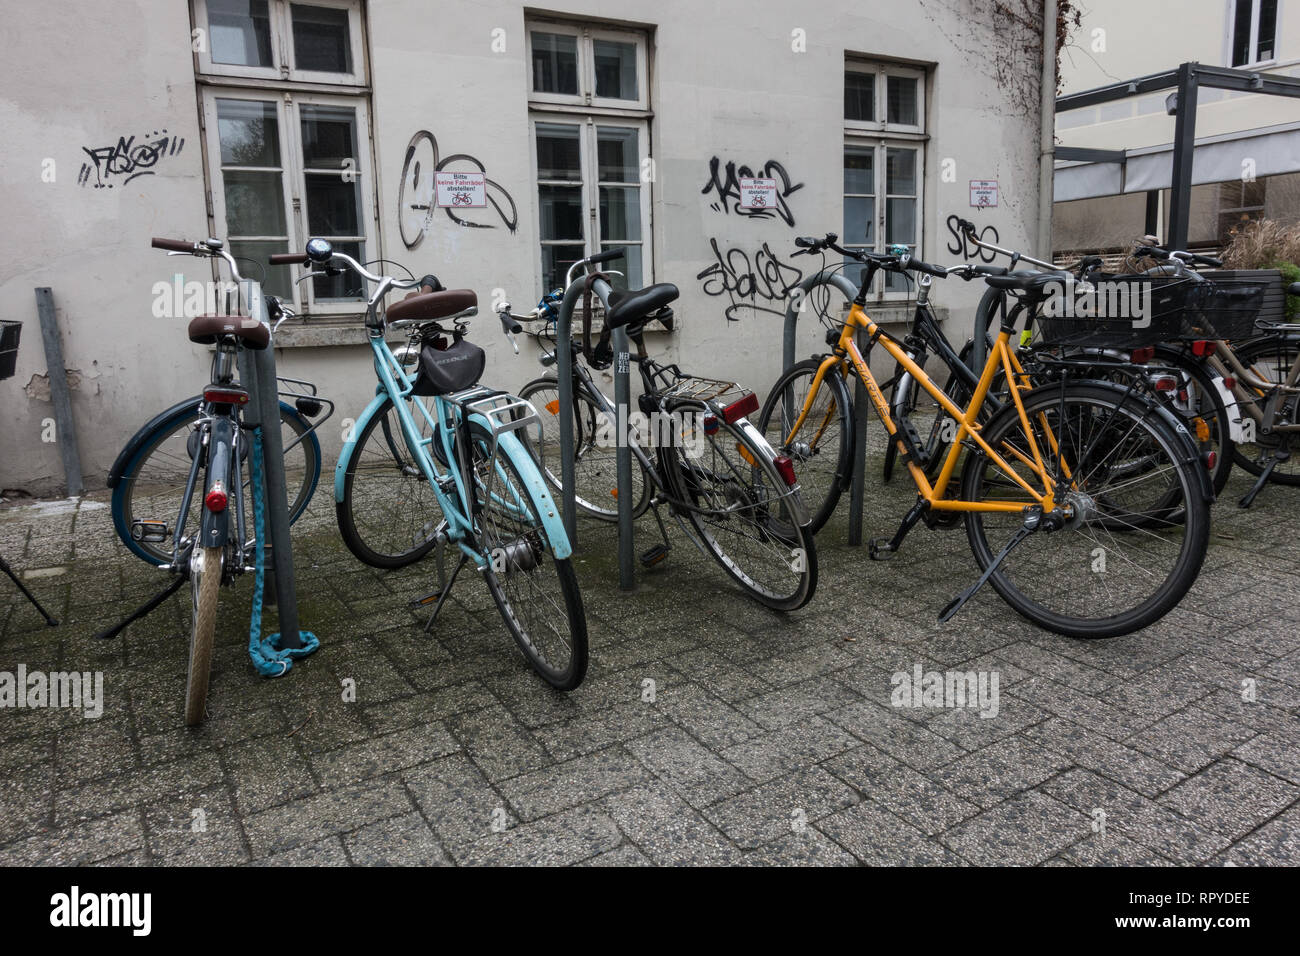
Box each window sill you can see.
[271,318,395,348]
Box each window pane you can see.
[594,39,637,100]
[844,147,874,194]
[1231,0,1252,65]
[224,170,287,235]
[886,148,916,195]
[844,197,875,246]
[536,124,582,180]
[539,185,584,241]
[542,244,585,293]
[532,32,579,95]
[312,240,364,300]
[597,127,639,182]
[886,199,915,244]
[845,71,875,122]
[600,186,641,241]
[601,244,642,290]
[217,99,280,166]
[305,172,360,235]
[208,0,273,68]
[291,4,352,73]
[1258,0,1277,60]
[300,105,358,169]
[887,76,918,125]
[231,240,291,298]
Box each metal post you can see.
[33,288,83,497]
[781,271,864,544]
[1168,62,1199,252]
[243,279,302,649]
[611,323,634,590]
[553,280,585,544]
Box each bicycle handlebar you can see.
[269,252,309,265]
[151,236,247,283]
[563,248,626,287]
[152,237,197,253]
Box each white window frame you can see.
[1225,0,1281,67]
[529,114,653,294]
[194,0,366,86]
[844,61,925,136]
[201,87,377,315]
[526,22,650,111]
[843,137,926,302]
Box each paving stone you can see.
[342,811,451,866]
[744,828,858,866]
[815,801,969,865]
[1126,706,1260,774]
[578,842,654,866]
[703,767,859,850]
[143,786,250,866]
[824,745,981,836]
[458,805,622,866]
[601,783,745,865]
[309,721,460,788]
[253,836,351,866]
[825,699,968,769]
[1021,716,1186,798]
[720,716,859,783]
[496,746,652,821]
[932,736,1071,809]
[1232,732,1300,785]
[403,754,517,855]
[1156,759,1299,840]
[1214,804,1300,866]
[652,681,764,750]
[627,725,753,807]
[939,791,1092,866]
[225,735,318,815]
[242,777,413,857]
[446,703,552,782]
[0,809,144,866]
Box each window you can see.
[196,0,365,83]
[194,0,372,315]
[843,60,927,298]
[528,23,652,294]
[1229,0,1279,66]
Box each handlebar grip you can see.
[794,236,818,248]
[269,252,309,265]
[1135,246,1170,260]
[152,237,195,252]
[588,249,625,267]
[1192,254,1223,268]
[908,258,947,278]
[417,273,444,293]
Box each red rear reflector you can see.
[703,414,719,435]
[1203,450,1217,472]
[721,392,759,424]
[1130,346,1155,364]
[1222,376,1236,391]
[774,455,797,486]
[1153,376,1177,392]
[204,482,229,513]
[1191,340,1218,357]
[204,388,249,405]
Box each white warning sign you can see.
[969,180,999,208]
[739,177,778,210]
[435,172,487,208]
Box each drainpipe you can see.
[1038,0,1058,261]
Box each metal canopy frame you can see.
[1055,61,1300,249]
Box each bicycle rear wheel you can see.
[959,382,1209,638]
[1230,335,1300,485]
[469,422,588,690]
[185,546,221,726]
[757,358,851,534]
[670,402,817,610]
[336,396,444,568]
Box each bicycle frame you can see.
[786,297,1062,515]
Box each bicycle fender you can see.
[468,412,573,560]
[107,395,203,488]
[732,418,812,529]
[335,391,391,502]
[199,417,235,548]
[1210,375,1247,443]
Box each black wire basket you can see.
[1034,274,1268,348]
[0,320,21,381]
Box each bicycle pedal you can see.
[868,538,898,561]
[131,519,170,543]
[639,544,670,567]
[409,589,447,608]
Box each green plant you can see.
[1269,259,1300,321]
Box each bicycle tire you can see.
[185,546,222,726]
[112,400,319,565]
[668,404,818,610]
[756,358,852,535]
[1229,335,1300,485]
[336,395,444,568]
[959,381,1209,638]
[469,422,588,689]
[518,376,652,521]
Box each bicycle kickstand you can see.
[93,574,187,639]
[869,497,927,561]
[410,534,467,635]
[639,504,673,569]
[938,507,1043,623]
[1239,447,1289,509]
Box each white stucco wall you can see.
[0,0,1048,494]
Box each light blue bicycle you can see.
[274,239,588,689]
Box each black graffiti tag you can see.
[701,158,804,228]
[78,130,184,188]
[398,130,518,249]
[945,214,1000,264]
[696,238,804,321]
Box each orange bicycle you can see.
[759,234,1214,638]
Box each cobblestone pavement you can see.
[2,435,1298,867]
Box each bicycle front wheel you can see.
[1230,335,1300,485]
[671,404,818,610]
[518,376,651,520]
[959,382,1209,638]
[469,422,588,690]
[757,358,852,535]
[337,396,445,569]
